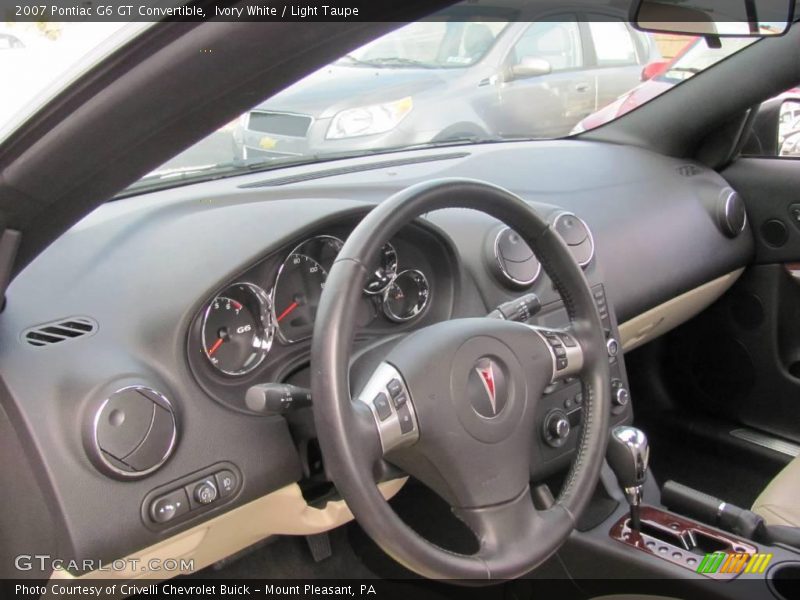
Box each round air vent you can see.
[552,212,594,268]
[718,190,747,238]
[87,386,177,479]
[490,227,541,289]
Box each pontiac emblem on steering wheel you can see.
[471,358,507,418]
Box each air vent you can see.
[552,212,595,268]
[676,165,702,177]
[23,317,97,347]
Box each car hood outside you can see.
[250,63,463,118]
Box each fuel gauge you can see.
[383,269,429,322]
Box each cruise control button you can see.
[556,358,568,370]
[387,379,403,399]
[392,393,407,409]
[373,392,392,421]
[150,489,189,524]
[215,470,238,497]
[555,347,566,358]
[397,404,414,434]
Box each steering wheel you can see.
[311,179,611,580]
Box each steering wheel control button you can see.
[556,358,568,370]
[560,333,577,348]
[397,405,414,434]
[149,489,189,524]
[215,470,238,498]
[387,379,403,398]
[606,337,620,357]
[358,363,419,454]
[88,386,177,480]
[373,392,392,421]
[392,393,408,409]
[191,479,218,506]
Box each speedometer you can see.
[273,235,343,343]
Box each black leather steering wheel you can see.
[311,179,610,580]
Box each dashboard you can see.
[0,140,754,575]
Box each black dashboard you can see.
[0,140,754,571]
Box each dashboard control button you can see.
[387,379,403,398]
[611,379,630,407]
[150,489,189,524]
[397,404,414,434]
[192,479,218,505]
[543,410,571,447]
[606,337,620,357]
[548,415,570,439]
[373,392,392,421]
[215,470,238,497]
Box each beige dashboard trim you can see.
[618,269,744,353]
[50,478,406,581]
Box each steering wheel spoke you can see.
[528,325,584,382]
[454,488,573,579]
[355,362,419,455]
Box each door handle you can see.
[575,83,590,93]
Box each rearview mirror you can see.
[509,57,552,80]
[632,0,795,37]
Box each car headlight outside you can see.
[326,97,413,139]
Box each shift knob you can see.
[607,425,649,489]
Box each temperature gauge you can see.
[383,269,429,322]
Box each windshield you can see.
[337,21,509,69]
[0,12,761,195]
[660,37,756,82]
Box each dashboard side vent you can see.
[23,317,98,347]
[676,165,702,177]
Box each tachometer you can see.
[202,283,274,376]
[273,235,344,342]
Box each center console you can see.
[529,283,632,479]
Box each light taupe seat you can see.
[752,456,800,527]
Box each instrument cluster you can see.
[197,233,434,380]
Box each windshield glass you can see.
[338,21,509,68]
[0,10,761,195]
[0,22,148,141]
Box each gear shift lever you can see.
[607,426,650,531]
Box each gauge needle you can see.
[276,301,299,323]
[207,337,225,356]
